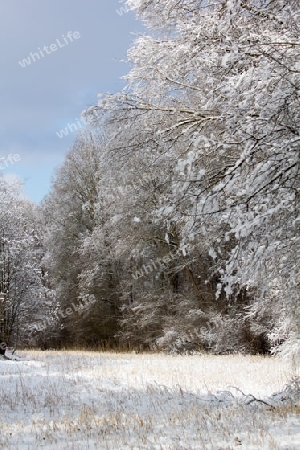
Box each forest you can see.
[0,0,299,358]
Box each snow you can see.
[0,351,299,449]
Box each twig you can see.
[228,385,276,409]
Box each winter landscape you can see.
[0,0,300,448]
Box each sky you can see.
[0,0,143,203]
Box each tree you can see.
[0,176,47,347]
[85,0,299,354]
[41,130,123,347]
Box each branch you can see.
[228,386,276,409]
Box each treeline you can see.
[1,0,299,356]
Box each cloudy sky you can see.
[0,0,143,203]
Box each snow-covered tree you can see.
[41,130,123,347]
[85,0,299,354]
[0,176,47,347]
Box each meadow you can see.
[0,351,299,449]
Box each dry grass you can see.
[0,351,299,449]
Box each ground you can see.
[0,351,299,449]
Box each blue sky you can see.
[0,0,143,203]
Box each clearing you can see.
[0,351,299,449]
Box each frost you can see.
[209,247,217,259]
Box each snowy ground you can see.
[0,351,299,449]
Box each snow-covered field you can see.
[0,351,299,449]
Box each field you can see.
[0,351,299,449]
